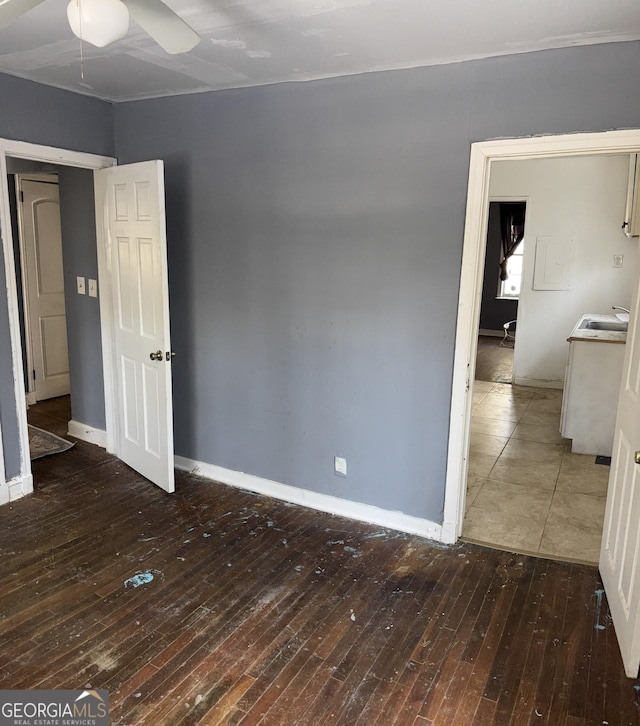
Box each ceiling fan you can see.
[0,0,201,54]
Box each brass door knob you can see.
[635,451,640,465]
[149,350,163,361]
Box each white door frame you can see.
[0,139,116,501]
[443,128,640,542]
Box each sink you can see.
[573,314,629,337]
[581,319,628,332]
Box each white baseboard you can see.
[174,456,451,543]
[68,420,107,448]
[25,392,36,407]
[513,377,564,390]
[8,472,33,502]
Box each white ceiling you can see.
[1,0,639,102]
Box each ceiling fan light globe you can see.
[67,0,130,48]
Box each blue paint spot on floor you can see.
[594,588,606,631]
[124,570,157,588]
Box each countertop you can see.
[567,313,627,344]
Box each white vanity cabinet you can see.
[560,320,626,456]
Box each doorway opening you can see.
[458,153,635,563]
[442,130,640,547]
[6,164,98,485]
[474,199,525,385]
[8,165,74,477]
[0,139,116,502]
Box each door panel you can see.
[122,356,139,443]
[41,315,69,375]
[96,161,174,493]
[600,257,640,678]
[117,237,135,330]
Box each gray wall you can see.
[0,74,114,156]
[113,41,640,522]
[479,203,518,331]
[0,75,113,481]
[58,167,105,430]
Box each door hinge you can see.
[19,190,24,203]
[32,369,36,380]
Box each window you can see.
[498,238,524,299]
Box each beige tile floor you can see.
[462,381,609,565]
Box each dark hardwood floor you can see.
[475,335,514,383]
[1,397,637,724]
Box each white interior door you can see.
[600,255,640,678]
[18,176,70,402]
[95,161,174,493]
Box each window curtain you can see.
[499,202,526,281]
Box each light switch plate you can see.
[76,276,85,295]
[88,279,98,297]
[334,456,347,477]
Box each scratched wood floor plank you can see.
[0,396,636,724]
[505,560,557,725]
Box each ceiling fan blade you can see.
[0,0,47,30]
[124,0,200,54]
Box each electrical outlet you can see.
[334,456,347,477]
[88,279,98,297]
[613,254,624,268]
[76,276,85,295]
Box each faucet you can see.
[612,305,631,314]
